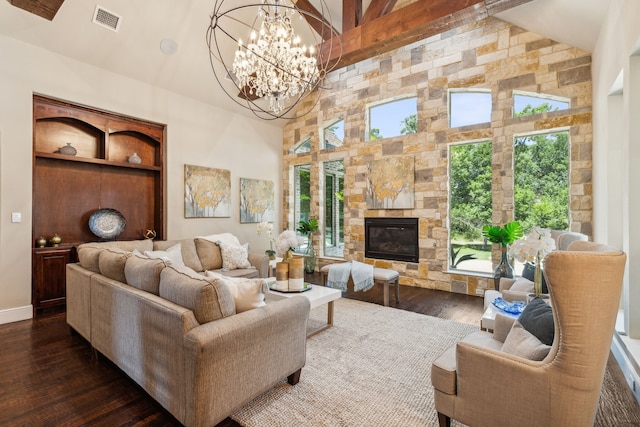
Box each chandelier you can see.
[207,0,341,120]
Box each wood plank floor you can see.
[0,276,636,426]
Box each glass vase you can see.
[533,255,543,296]
[304,235,317,273]
[493,243,514,290]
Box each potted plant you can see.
[481,221,523,289]
[297,218,319,273]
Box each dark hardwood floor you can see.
[0,275,635,426]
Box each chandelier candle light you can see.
[207,0,341,120]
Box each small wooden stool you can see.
[320,264,400,306]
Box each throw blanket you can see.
[326,261,374,292]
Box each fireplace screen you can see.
[365,217,419,263]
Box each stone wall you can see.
[282,17,592,295]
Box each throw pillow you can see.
[195,238,223,270]
[144,243,185,267]
[501,321,552,361]
[217,241,252,270]
[518,297,554,346]
[205,271,268,312]
[522,263,548,294]
[509,277,534,293]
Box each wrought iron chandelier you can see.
[207,0,341,120]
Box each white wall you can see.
[0,35,283,322]
[592,0,640,398]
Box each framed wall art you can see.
[240,178,275,223]
[366,156,415,209]
[184,164,231,218]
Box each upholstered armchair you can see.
[432,240,626,427]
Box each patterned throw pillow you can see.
[217,241,252,270]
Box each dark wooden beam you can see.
[9,0,65,21]
[321,0,534,70]
[342,0,363,33]
[361,0,398,25]
[294,0,339,42]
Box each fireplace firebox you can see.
[365,217,419,263]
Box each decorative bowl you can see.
[89,208,126,239]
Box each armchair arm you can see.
[183,296,310,427]
[248,252,269,277]
[453,341,552,426]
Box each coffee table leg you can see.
[307,301,336,338]
[328,300,334,326]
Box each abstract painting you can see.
[184,164,231,218]
[366,156,415,209]
[240,178,275,223]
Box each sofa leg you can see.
[287,369,302,385]
[437,412,451,427]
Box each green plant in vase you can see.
[481,221,523,290]
[297,218,319,273]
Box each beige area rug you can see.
[231,298,640,427]
[231,298,476,426]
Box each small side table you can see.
[480,304,520,332]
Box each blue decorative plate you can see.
[89,208,126,239]
[492,297,525,315]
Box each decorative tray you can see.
[269,283,313,293]
[89,208,126,239]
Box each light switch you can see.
[11,212,21,223]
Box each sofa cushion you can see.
[78,240,153,273]
[195,238,223,271]
[153,239,203,272]
[213,268,260,279]
[159,265,235,324]
[518,297,554,346]
[205,271,268,312]
[217,241,252,270]
[124,255,168,295]
[199,233,240,246]
[501,321,551,361]
[145,243,185,267]
[509,277,534,293]
[98,248,131,283]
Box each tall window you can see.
[323,118,345,149]
[323,160,344,257]
[449,90,492,128]
[514,131,569,232]
[449,141,493,272]
[290,135,311,154]
[367,96,417,140]
[294,164,311,248]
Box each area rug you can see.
[231,298,476,426]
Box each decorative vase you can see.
[493,243,514,290]
[49,233,62,247]
[36,236,47,248]
[288,256,305,291]
[266,250,276,260]
[304,235,317,273]
[275,261,289,291]
[533,255,543,297]
[59,143,77,156]
[128,153,142,164]
[283,249,293,262]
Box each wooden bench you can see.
[320,264,400,306]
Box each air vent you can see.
[92,5,122,32]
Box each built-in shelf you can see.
[35,152,162,171]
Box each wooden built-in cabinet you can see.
[32,246,76,314]
[32,95,166,313]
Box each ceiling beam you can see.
[321,0,534,70]
[361,0,397,25]
[9,0,65,20]
[342,0,363,33]
[294,0,339,42]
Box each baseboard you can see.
[612,331,640,404]
[0,305,33,325]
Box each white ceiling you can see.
[0,0,608,122]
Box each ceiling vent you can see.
[92,5,122,32]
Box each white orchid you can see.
[509,226,556,263]
[275,230,304,256]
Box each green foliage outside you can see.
[400,114,417,134]
[449,102,569,269]
[370,128,382,140]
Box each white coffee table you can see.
[480,304,520,332]
[266,284,341,337]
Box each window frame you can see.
[448,88,492,128]
[365,94,418,141]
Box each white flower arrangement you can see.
[509,227,556,263]
[257,221,275,254]
[275,230,304,256]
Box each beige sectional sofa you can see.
[66,237,310,427]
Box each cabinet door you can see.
[33,248,72,312]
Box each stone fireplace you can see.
[365,218,419,263]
